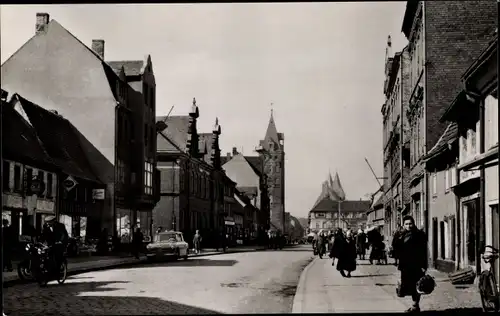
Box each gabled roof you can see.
[107,60,145,77]
[2,99,55,169]
[243,156,263,176]
[221,155,263,177]
[423,122,458,162]
[15,94,101,182]
[311,198,371,213]
[156,115,191,153]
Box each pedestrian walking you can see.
[394,215,428,313]
[316,231,326,258]
[356,228,367,260]
[2,219,14,272]
[330,228,357,277]
[132,227,144,259]
[193,230,202,254]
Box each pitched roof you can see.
[2,99,55,169]
[243,156,263,176]
[261,111,283,151]
[156,115,191,153]
[424,122,458,161]
[107,60,145,77]
[311,198,371,213]
[15,94,101,182]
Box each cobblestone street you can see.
[3,246,314,315]
[293,254,483,313]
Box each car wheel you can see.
[183,255,188,260]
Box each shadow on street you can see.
[117,258,239,270]
[3,278,222,315]
[350,273,393,278]
[421,307,482,314]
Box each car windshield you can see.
[156,233,182,243]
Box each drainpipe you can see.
[479,96,486,274]
[455,160,461,270]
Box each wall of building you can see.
[424,1,498,152]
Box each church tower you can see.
[257,110,285,232]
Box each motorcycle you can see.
[17,243,35,281]
[27,242,68,287]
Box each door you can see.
[465,200,477,267]
[491,204,499,291]
[432,217,438,266]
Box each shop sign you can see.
[63,176,78,192]
[92,189,105,200]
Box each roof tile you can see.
[107,60,144,77]
[156,115,191,153]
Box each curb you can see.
[291,255,317,314]
[2,246,271,287]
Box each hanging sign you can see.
[63,175,78,191]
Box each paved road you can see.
[3,245,314,315]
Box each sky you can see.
[1,3,408,219]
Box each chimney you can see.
[91,39,105,60]
[35,13,50,35]
[232,147,238,155]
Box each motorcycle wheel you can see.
[17,261,32,280]
[57,261,68,284]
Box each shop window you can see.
[116,209,132,243]
[3,161,10,192]
[137,211,152,241]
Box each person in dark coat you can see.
[40,216,69,269]
[395,215,428,313]
[368,227,384,264]
[132,227,144,259]
[356,229,367,260]
[316,231,327,258]
[330,228,357,277]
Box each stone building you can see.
[308,174,370,232]
[155,99,238,247]
[0,13,160,242]
[440,32,498,279]
[401,0,497,235]
[381,37,412,241]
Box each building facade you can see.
[423,123,459,272]
[2,92,108,241]
[401,0,498,236]
[0,13,159,242]
[440,33,498,281]
[381,37,412,241]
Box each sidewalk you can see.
[3,245,269,285]
[292,256,482,313]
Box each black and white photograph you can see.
[1,1,499,315]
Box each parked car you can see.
[145,231,189,261]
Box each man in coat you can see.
[356,228,367,260]
[395,215,428,313]
[40,216,69,269]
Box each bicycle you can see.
[478,245,499,312]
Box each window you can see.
[38,171,45,197]
[14,165,21,192]
[25,168,33,193]
[47,173,53,197]
[3,161,10,192]
[440,221,445,259]
[315,213,325,218]
[486,93,499,148]
[316,222,320,229]
[144,161,153,195]
[445,168,450,192]
[432,172,437,196]
[116,160,125,184]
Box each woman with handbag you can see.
[395,215,428,313]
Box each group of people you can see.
[311,215,430,313]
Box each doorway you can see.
[464,199,478,267]
[432,217,438,266]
